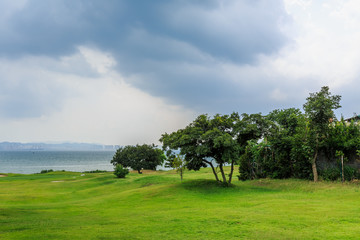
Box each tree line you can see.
[112,86,360,184]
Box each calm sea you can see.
[0,151,116,174]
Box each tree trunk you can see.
[341,155,344,183]
[137,169,142,174]
[204,160,220,182]
[311,135,319,182]
[228,160,235,184]
[312,149,318,182]
[219,163,227,183]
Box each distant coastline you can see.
[0,142,120,151]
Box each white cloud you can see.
[0,47,195,144]
[280,0,360,89]
[78,46,116,74]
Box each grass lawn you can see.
[1,167,360,239]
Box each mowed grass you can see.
[1,168,360,239]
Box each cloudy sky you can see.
[1,0,360,145]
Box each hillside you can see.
[1,168,360,239]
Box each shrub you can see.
[320,167,339,181]
[40,169,54,174]
[319,165,359,181]
[114,164,129,178]
[344,165,359,181]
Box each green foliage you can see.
[303,86,341,135]
[344,165,359,181]
[113,164,129,178]
[238,99,360,182]
[40,169,54,174]
[239,108,313,180]
[290,142,313,179]
[111,144,165,174]
[326,119,360,161]
[238,142,254,181]
[303,86,342,181]
[319,166,340,181]
[269,108,312,179]
[161,113,240,184]
[161,86,360,183]
[319,164,359,181]
[238,140,271,180]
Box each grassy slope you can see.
[1,168,360,240]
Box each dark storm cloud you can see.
[0,0,289,116]
[3,0,287,60]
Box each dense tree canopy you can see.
[238,87,360,182]
[111,144,165,174]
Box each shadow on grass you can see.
[179,179,237,194]
[133,175,179,188]
[178,179,280,195]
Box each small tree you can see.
[114,164,129,178]
[111,144,165,174]
[303,86,341,182]
[171,154,186,181]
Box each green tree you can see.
[111,144,165,174]
[160,113,241,185]
[303,86,341,182]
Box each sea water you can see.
[0,151,116,174]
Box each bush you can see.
[114,164,129,178]
[344,165,359,181]
[40,169,54,174]
[320,167,339,181]
[319,165,359,181]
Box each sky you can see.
[1,0,360,145]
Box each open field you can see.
[1,168,360,239]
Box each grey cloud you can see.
[0,0,290,116]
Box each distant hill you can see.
[0,142,120,151]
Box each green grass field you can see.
[1,168,360,239]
